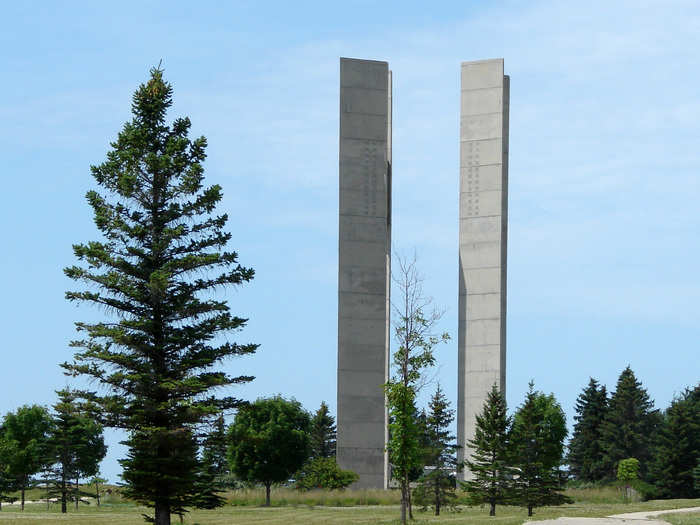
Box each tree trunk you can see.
[435,474,441,516]
[95,480,100,507]
[265,482,271,507]
[21,486,25,511]
[155,500,171,525]
[61,473,67,513]
[528,504,533,517]
[490,501,496,516]
[400,479,408,525]
[75,474,79,510]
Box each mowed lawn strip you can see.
[1,498,699,525]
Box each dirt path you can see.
[528,507,700,525]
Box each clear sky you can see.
[1,1,698,483]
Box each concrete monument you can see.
[337,57,392,489]
[457,59,509,479]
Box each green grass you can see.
[0,493,697,525]
[663,511,700,525]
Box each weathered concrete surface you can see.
[337,57,392,489]
[457,58,509,479]
[528,507,700,525]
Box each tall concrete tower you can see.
[457,59,509,478]
[337,57,392,489]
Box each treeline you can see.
[0,389,106,512]
[567,366,700,499]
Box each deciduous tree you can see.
[0,405,52,511]
[385,253,449,525]
[62,66,257,525]
[227,396,310,506]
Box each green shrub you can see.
[295,458,358,490]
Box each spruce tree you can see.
[202,415,230,481]
[414,384,458,516]
[650,384,700,498]
[510,383,571,516]
[63,67,257,525]
[599,367,660,480]
[567,378,608,482]
[464,384,515,516]
[309,401,336,459]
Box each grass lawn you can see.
[663,512,700,525]
[0,489,697,525]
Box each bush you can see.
[295,457,358,490]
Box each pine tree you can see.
[47,389,107,513]
[650,384,700,498]
[599,367,660,480]
[309,401,336,459]
[202,415,230,480]
[62,67,257,525]
[463,384,515,516]
[568,378,608,482]
[414,384,458,516]
[510,382,571,517]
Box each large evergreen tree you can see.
[62,67,257,525]
[567,378,609,482]
[414,384,459,516]
[510,383,571,517]
[463,384,515,516]
[599,367,660,480]
[650,384,700,498]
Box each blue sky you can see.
[1,1,698,483]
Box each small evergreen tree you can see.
[510,383,571,516]
[309,402,336,459]
[567,378,608,482]
[599,367,660,480]
[201,414,230,488]
[414,384,459,516]
[47,389,107,513]
[463,384,515,516]
[62,67,257,525]
[228,396,310,506]
[650,384,700,498]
